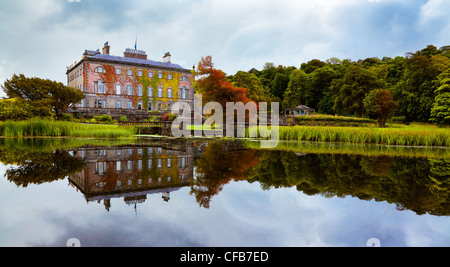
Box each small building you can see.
[285,105,316,117]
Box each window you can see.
[116,101,121,109]
[116,84,121,95]
[127,102,132,109]
[94,80,106,94]
[116,162,121,171]
[137,70,143,77]
[127,69,133,76]
[157,159,162,168]
[158,72,163,79]
[167,158,172,168]
[167,87,173,98]
[137,85,143,96]
[127,85,133,96]
[95,100,106,108]
[148,71,154,78]
[116,68,122,75]
[181,76,189,82]
[167,73,173,80]
[127,161,133,170]
[148,87,153,97]
[181,86,187,99]
[138,102,143,110]
[95,66,105,73]
[157,87,163,98]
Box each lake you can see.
[0,138,448,247]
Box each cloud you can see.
[0,0,449,98]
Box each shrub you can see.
[93,114,114,124]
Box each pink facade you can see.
[67,42,194,113]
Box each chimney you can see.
[102,42,110,55]
[163,52,171,63]
[124,48,147,60]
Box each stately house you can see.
[66,42,194,119]
[68,144,194,211]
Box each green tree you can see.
[363,89,399,127]
[310,66,339,114]
[430,70,450,125]
[282,69,312,110]
[330,65,384,116]
[392,52,448,122]
[231,71,272,103]
[300,59,327,74]
[0,98,33,121]
[2,74,85,119]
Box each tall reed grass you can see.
[0,119,136,139]
[249,125,450,147]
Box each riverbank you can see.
[250,124,450,147]
[0,119,136,139]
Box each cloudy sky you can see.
[0,0,449,97]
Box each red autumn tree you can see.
[195,56,250,107]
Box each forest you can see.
[225,44,450,125]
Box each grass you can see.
[248,124,450,147]
[0,119,137,139]
[244,140,450,159]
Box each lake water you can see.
[0,138,448,247]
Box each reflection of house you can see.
[285,105,316,117]
[66,42,194,119]
[68,144,194,211]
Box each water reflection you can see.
[68,143,194,212]
[1,138,449,216]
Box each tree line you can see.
[225,44,450,125]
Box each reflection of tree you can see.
[192,142,258,208]
[247,151,450,216]
[1,150,85,187]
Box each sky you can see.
[0,0,449,98]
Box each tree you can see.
[231,71,272,103]
[195,56,250,107]
[282,69,312,110]
[330,65,384,116]
[363,89,398,127]
[2,74,85,119]
[392,52,449,122]
[0,98,33,121]
[430,70,450,125]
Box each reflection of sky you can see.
[0,163,449,247]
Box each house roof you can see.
[67,51,191,74]
[286,105,315,111]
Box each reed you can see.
[244,140,450,159]
[248,125,450,147]
[0,119,136,139]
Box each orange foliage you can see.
[195,56,250,107]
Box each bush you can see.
[93,114,114,124]
[162,113,178,122]
[119,116,128,122]
[62,113,75,122]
